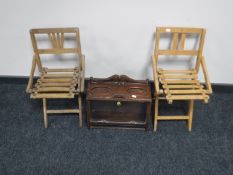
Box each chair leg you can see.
[188,100,194,131]
[43,98,48,128]
[153,96,159,132]
[78,96,82,127]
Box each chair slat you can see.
[47,109,79,114]
[31,93,74,99]
[44,68,78,72]
[172,33,178,50]
[157,27,203,34]
[159,74,197,79]
[166,95,209,100]
[43,74,75,78]
[36,87,72,92]
[30,28,79,34]
[157,116,190,120]
[158,69,196,74]
[158,50,198,56]
[165,89,204,94]
[37,82,73,87]
[163,85,203,89]
[180,34,186,49]
[38,48,78,54]
[161,80,199,84]
[39,78,74,83]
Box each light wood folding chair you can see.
[152,27,212,132]
[26,28,85,128]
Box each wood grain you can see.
[152,27,212,132]
[26,28,85,128]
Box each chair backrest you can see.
[154,27,206,71]
[30,28,83,70]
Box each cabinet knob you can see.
[116,101,122,106]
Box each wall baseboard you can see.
[0,76,30,84]
[0,76,233,93]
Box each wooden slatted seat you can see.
[26,28,85,128]
[31,68,80,99]
[152,27,212,132]
[158,69,209,103]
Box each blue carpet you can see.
[0,83,232,175]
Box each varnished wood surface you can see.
[152,27,212,132]
[26,27,85,128]
[87,75,151,102]
[86,75,152,130]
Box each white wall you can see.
[0,0,232,83]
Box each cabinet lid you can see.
[87,75,152,102]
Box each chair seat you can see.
[31,67,80,99]
[158,69,209,103]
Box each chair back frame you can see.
[26,28,85,93]
[30,28,83,71]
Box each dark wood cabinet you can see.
[86,75,152,130]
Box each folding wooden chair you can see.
[26,28,85,128]
[152,27,212,131]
